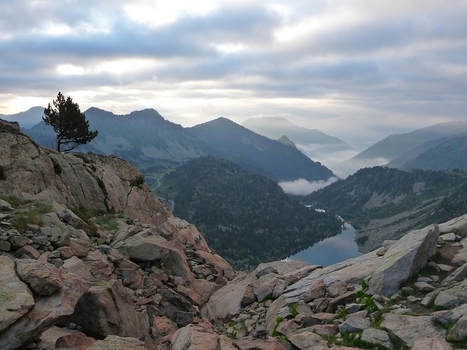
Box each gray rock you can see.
[411,337,453,350]
[434,290,462,309]
[439,214,467,237]
[448,313,467,341]
[381,313,446,347]
[288,331,323,349]
[340,316,371,333]
[414,281,436,292]
[361,328,393,350]
[431,303,467,326]
[368,225,439,296]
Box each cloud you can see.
[0,0,467,153]
[279,177,338,196]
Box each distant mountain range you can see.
[338,121,467,175]
[1,106,44,129]
[20,107,335,183]
[242,116,352,149]
[242,117,355,169]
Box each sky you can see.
[1,0,467,150]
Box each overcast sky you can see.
[1,0,467,149]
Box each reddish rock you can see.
[69,279,145,339]
[15,259,63,296]
[55,332,96,350]
[0,269,89,349]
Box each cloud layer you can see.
[1,1,467,149]
[279,177,338,196]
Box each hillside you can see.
[340,120,467,174]
[23,108,334,183]
[188,117,335,182]
[1,106,44,129]
[303,166,466,251]
[157,156,342,270]
[397,134,467,171]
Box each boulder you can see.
[361,328,393,350]
[86,335,147,350]
[448,313,467,341]
[207,273,257,321]
[55,332,97,350]
[69,279,145,339]
[288,331,325,349]
[171,321,220,350]
[118,230,171,262]
[0,256,35,332]
[412,337,453,350]
[368,225,439,296]
[381,313,446,347]
[15,258,63,296]
[0,269,89,350]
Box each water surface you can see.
[287,223,362,266]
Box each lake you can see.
[287,223,362,266]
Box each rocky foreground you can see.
[2,118,467,349]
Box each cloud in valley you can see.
[1,1,467,150]
[279,177,339,196]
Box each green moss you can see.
[289,302,299,317]
[271,316,284,337]
[50,156,62,175]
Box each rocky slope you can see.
[2,117,467,350]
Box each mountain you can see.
[4,116,467,349]
[24,108,335,183]
[1,106,44,129]
[188,117,335,182]
[157,156,342,270]
[302,166,466,252]
[242,116,351,147]
[242,116,355,167]
[340,121,467,175]
[390,134,467,171]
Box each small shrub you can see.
[50,157,62,175]
[129,174,145,188]
[74,153,91,163]
[0,165,6,180]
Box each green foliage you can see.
[0,165,6,180]
[91,213,123,231]
[271,316,284,337]
[129,174,145,188]
[0,195,26,207]
[50,156,62,175]
[158,156,343,270]
[74,153,91,163]
[289,303,299,317]
[43,92,98,152]
[12,200,53,229]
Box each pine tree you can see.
[43,92,98,152]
